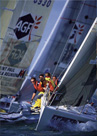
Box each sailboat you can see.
[19,0,97,127]
[0,0,54,121]
[0,0,97,124]
[19,0,97,103]
[36,17,97,131]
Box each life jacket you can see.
[49,82,54,92]
[45,77,55,87]
[45,77,50,82]
[45,77,55,92]
[54,79,58,87]
[37,81,46,92]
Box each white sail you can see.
[31,0,97,77]
[0,0,17,46]
[52,17,97,106]
[0,0,54,95]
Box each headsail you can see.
[52,18,97,107]
[0,0,54,96]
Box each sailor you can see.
[37,74,46,92]
[48,76,60,104]
[52,76,59,88]
[30,77,39,103]
[45,72,55,92]
[30,75,45,110]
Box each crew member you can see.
[52,76,59,88]
[45,72,55,92]
[30,75,45,110]
[30,77,38,103]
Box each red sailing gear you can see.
[37,82,46,92]
[33,81,38,90]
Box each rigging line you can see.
[84,3,97,8]
[61,17,95,25]
[52,0,86,76]
[2,7,14,12]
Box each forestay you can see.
[0,0,54,95]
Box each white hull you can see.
[36,105,97,131]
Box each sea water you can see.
[1,93,97,136]
[0,120,97,136]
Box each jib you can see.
[15,21,33,33]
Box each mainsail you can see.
[19,0,97,101]
[31,0,97,77]
[52,18,97,107]
[0,0,54,96]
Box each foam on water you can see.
[75,121,97,132]
[49,120,97,132]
